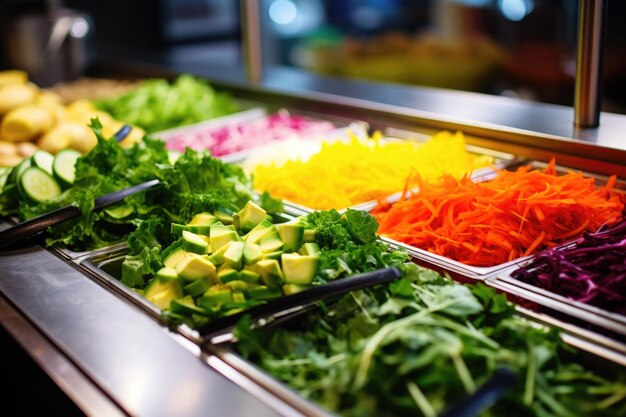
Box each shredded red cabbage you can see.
[512,212,626,315]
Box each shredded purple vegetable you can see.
[512,212,626,315]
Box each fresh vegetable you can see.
[251,130,493,210]
[119,205,407,328]
[165,110,336,157]
[0,119,274,250]
[373,159,624,266]
[95,74,239,133]
[235,263,626,417]
[512,213,626,314]
[0,70,142,167]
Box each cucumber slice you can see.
[52,149,82,188]
[31,150,54,176]
[8,158,31,185]
[18,167,61,203]
[103,204,134,220]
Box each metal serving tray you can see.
[488,262,626,340]
[375,159,626,281]
[200,292,626,417]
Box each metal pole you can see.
[574,0,607,128]
[241,0,263,83]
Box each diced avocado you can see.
[262,250,284,261]
[198,289,233,307]
[260,232,284,253]
[298,242,321,256]
[188,212,218,226]
[224,280,249,291]
[276,223,305,252]
[255,259,284,288]
[282,283,309,295]
[244,224,275,245]
[281,253,318,285]
[245,285,282,300]
[223,241,245,269]
[210,224,239,251]
[207,242,230,265]
[236,201,268,231]
[170,297,208,315]
[304,229,317,243]
[217,266,240,284]
[187,224,211,235]
[182,230,209,254]
[214,209,234,225]
[243,243,263,265]
[171,223,190,236]
[183,276,212,297]
[175,256,216,282]
[232,292,247,304]
[155,267,178,282]
[144,278,183,309]
[239,269,260,283]
[163,248,188,269]
[232,213,241,230]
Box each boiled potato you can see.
[0,153,24,167]
[37,93,66,124]
[120,126,145,147]
[0,140,18,156]
[0,83,38,115]
[0,105,55,142]
[0,70,28,88]
[16,141,38,157]
[63,122,97,154]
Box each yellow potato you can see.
[16,141,38,157]
[0,70,28,88]
[37,94,66,124]
[0,153,24,167]
[0,140,18,156]
[119,126,145,147]
[0,105,55,142]
[37,125,71,154]
[62,122,97,154]
[0,83,38,115]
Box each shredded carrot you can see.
[373,159,624,267]
[251,130,493,210]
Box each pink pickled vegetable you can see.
[513,212,626,315]
[165,110,335,156]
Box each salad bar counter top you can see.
[1,64,626,417]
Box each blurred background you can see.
[1,0,625,114]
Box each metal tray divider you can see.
[486,277,626,340]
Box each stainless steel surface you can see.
[90,61,626,176]
[0,295,126,417]
[491,264,626,337]
[574,0,607,127]
[0,245,282,417]
[241,0,263,83]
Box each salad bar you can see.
[1,66,626,417]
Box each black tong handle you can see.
[201,267,402,338]
[0,179,159,249]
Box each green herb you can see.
[5,119,256,251]
[235,263,626,417]
[95,74,239,133]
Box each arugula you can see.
[235,263,626,417]
[95,74,239,133]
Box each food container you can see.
[202,293,626,417]
[376,159,626,281]
[487,260,626,342]
[247,127,520,214]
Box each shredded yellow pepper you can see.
[252,130,494,210]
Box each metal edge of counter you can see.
[86,58,626,177]
[0,243,292,417]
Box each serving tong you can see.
[0,125,159,250]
